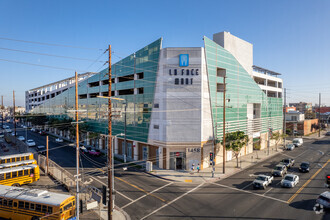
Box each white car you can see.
[253,174,274,189]
[281,174,299,188]
[26,139,36,147]
[55,138,64,143]
[17,136,25,141]
[292,138,303,147]
[286,144,295,151]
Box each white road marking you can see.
[88,175,134,202]
[293,150,310,159]
[211,182,287,204]
[122,182,173,209]
[263,187,273,195]
[241,182,253,190]
[140,183,204,220]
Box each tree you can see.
[222,131,248,168]
[271,131,287,151]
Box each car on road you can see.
[292,138,303,147]
[281,174,299,188]
[39,130,47,135]
[272,164,287,177]
[55,138,64,143]
[5,128,12,133]
[253,174,274,189]
[30,128,36,132]
[10,132,18,136]
[285,144,295,151]
[88,149,101,156]
[280,158,295,168]
[17,136,25,141]
[36,145,46,155]
[26,139,36,147]
[316,191,330,209]
[80,146,88,154]
[326,132,330,136]
[299,162,310,173]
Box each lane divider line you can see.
[141,182,205,220]
[115,176,166,203]
[122,182,173,209]
[287,159,330,204]
[211,182,287,204]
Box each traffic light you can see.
[80,199,83,214]
[326,174,330,186]
[210,152,214,161]
[102,185,107,205]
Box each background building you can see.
[28,32,283,170]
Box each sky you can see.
[0,0,329,107]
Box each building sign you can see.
[168,68,199,85]
[187,148,201,153]
[179,54,189,67]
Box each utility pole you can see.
[1,95,3,129]
[319,93,321,137]
[75,71,80,219]
[13,90,16,137]
[223,76,226,174]
[46,136,49,174]
[283,88,286,147]
[123,103,127,163]
[107,45,113,220]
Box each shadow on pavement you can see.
[289,199,315,211]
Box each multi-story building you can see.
[29,31,283,170]
[25,72,94,113]
[289,102,312,113]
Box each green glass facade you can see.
[32,38,162,143]
[204,37,283,139]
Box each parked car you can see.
[89,149,101,156]
[281,158,295,168]
[36,145,46,155]
[80,146,88,154]
[17,136,25,141]
[292,138,303,147]
[272,164,287,177]
[253,174,274,189]
[55,138,64,143]
[26,139,36,147]
[299,162,310,173]
[281,174,299,188]
[286,144,295,151]
[316,191,330,209]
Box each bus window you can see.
[30,203,35,210]
[0,174,4,180]
[18,170,23,177]
[16,157,20,162]
[14,202,17,207]
[25,156,29,160]
[6,159,10,163]
[8,200,12,207]
[18,201,24,208]
[42,205,47,213]
[12,171,17,178]
[36,204,41,212]
[0,198,2,205]
[31,169,34,174]
[5,173,10,179]
[20,157,24,161]
[24,170,28,175]
[48,206,53,214]
[25,202,29,209]
[0,160,4,164]
[3,200,7,206]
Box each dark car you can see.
[299,162,310,173]
[326,132,330,136]
[36,145,46,155]
[39,130,47,136]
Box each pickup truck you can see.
[253,174,274,189]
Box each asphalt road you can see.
[4,122,330,219]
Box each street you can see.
[5,122,330,219]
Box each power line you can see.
[0,36,103,51]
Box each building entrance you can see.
[176,157,183,170]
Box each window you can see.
[217,68,226,77]
[175,78,179,85]
[24,170,28,176]
[21,157,24,161]
[138,87,144,94]
[154,125,159,129]
[19,201,24,208]
[8,200,12,207]
[63,203,72,211]
[0,174,4,181]
[25,202,29,209]
[14,202,17,207]
[18,170,23,177]
[137,72,144,79]
[88,81,100,87]
[12,172,17,178]
[79,94,87,99]
[16,157,20,162]
[217,83,225,92]
[48,206,53,214]
[6,159,10,163]
[0,159,5,164]
[5,173,10,179]
[89,93,99,98]
[25,156,29,160]
[31,169,34,174]
[118,74,134,82]
[118,89,134,95]
[36,204,42,212]
[3,200,7,206]
[30,203,35,210]
[0,198,2,205]
[154,103,159,108]
[42,205,47,213]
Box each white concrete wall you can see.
[213,31,253,75]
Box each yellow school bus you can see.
[0,185,76,220]
[0,153,34,164]
[0,164,40,187]
[0,159,37,169]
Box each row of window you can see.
[0,156,30,164]
[78,87,144,99]
[88,72,144,88]
[0,198,53,214]
[0,168,34,180]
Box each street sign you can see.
[87,201,98,210]
[176,152,180,157]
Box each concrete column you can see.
[99,138,102,149]
[87,132,90,145]
[158,147,163,169]
[114,137,118,154]
[133,141,138,161]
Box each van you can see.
[292,138,303,147]
[316,191,330,209]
